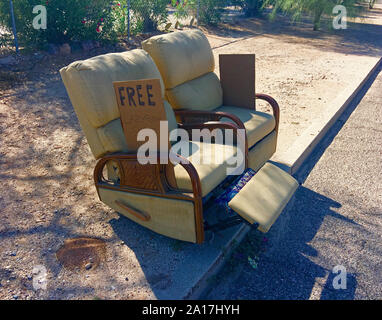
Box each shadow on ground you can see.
[202,67,382,302]
[203,7,382,57]
[202,186,358,300]
[109,208,246,299]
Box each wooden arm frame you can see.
[175,93,280,137]
[256,93,280,136]
[175,110,249,168]
[94,152,205,243]
[175,109,244,128]
[93,113,253,244]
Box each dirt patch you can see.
[56,238,106,271]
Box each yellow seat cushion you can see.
[216,106,276,148]
[173,141,239,197]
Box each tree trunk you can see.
[245,0,263,17]
[143,16,157,32]
[313,8,323,31]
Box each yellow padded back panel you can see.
[60,50,178,159]
[60,49,165,129]
[96,101,178,157]
[142,30,215,89]
[166,72,223,111]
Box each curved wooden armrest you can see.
[175,109,245,130]
[256,93,280,134]
[179,121,249,168]
[94,152,201,195]
[94,152,205,243]
[179,121,239,131]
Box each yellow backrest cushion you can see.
[96,101,178,157]
[60,49,165,128]
[142,30,215,89]
[60,50,178,159]
[166,72,223,110]
[142,30,223,111]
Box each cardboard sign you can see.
[219,54,256,110]
[113,79,167,151]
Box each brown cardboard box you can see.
[114,79,167,151]
[219,54,256,110]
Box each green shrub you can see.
[264,0,365,31]
[198,0,224,26]
[233,0,266,17]
[131,0,169,33]
[0,32,12,48]
[171,0,197,21]
[111,1,130,37]
[0,0,117,49]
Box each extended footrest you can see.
[228,163,299,232]
[208,162,299,233]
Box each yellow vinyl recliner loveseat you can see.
[142,29,279,172]
[60,49,299,244]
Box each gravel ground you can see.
[203,67,382,300]
[0,6,381,300]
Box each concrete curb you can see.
[185,225,251,299]
[186,56,382,299]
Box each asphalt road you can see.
[204,68,382,300]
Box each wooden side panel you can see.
[119,161,162,192]
[99,188,198,243]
